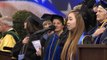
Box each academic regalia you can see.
[25,15,42,60]
[94,0,107,44]
[12,35,42,60]
[41,13,53,21]
[74,32,86,60]
[42,14,67,60]
[65,32,86,60]
[90,1,107,43]
[12,40,24,59]
[99,27,107,44]
[42,29,68,60]
[94,28,107,44]
[78,32,86,44]
[87,21,107,44]
[86,0,107,44]
[0,28,20,60]
[12,13,43,60]
[40,13,53,47]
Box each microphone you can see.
[33,25,56,35]
[3,47,13,51]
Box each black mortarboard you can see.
[41,13,53,21]
[51,14,64,25]
[96,0,107,9]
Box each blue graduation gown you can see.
[43,34,61,60]
[87,23,107,44]
[78,32,86,44]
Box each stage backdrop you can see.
[0,0,103,17]
[0,0,84,18]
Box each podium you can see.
[78,44,107,60]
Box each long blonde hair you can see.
[61,10,85,60]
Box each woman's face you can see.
[53,19,64,32]
[67,13,76,30]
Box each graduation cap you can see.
[51,14,64,25]
[41,13,53,21]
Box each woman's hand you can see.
[22,36,29,44]
[36,48,42,56]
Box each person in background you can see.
[0,16,20,60]
[41,13,53,29]
[87,0,107,44]
[61,10,85,60]
[40,13,53,47]
[34,13,54,58]
[12,12,43,60]
[21,13,43,60]
[43,15,68,60]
